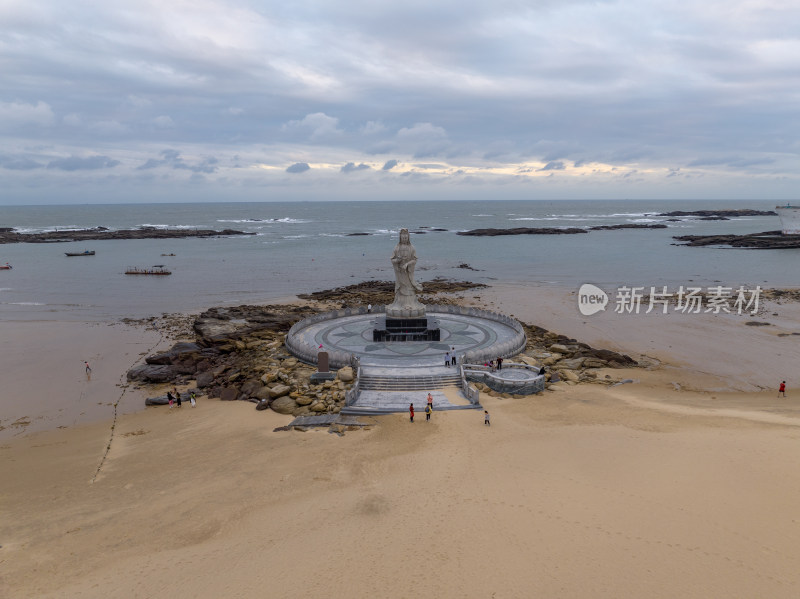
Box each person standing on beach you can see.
[85,361,91,379]
[427,392,433,412]
[167,390,174,409]
[190,391,196,407]
[779,381,787,398]
[175,387,182,407]
[484,410,490,426]
[409,403,414,423]
[425,403,432,421]
[367,303,372,313]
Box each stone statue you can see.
[386,228,426,317]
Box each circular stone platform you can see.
[286,306,527,368]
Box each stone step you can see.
[359,380,462,390]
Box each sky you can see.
[1,0,799,204]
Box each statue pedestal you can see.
[385,300,426,318]
[373,316,440,342]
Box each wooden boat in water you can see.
[125,266,172,275]
[65,250,95,256]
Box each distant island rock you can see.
[673,231,800,249]
[457,223,667,236]
[657,209,777,217]
[0,227,255,244]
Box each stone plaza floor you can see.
[293,312,522,367]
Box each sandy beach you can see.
[3,285,800,598]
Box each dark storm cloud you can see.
[286,162,310,173]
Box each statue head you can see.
[398,228,410,244]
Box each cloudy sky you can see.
[1,0,799,204]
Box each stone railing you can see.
[458,364,480,405]
[345,364,362,406]
[462,362,545,395]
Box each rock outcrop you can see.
[672,231,800,249]
[457,224,666,236]
[0,227,255,244]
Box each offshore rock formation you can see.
[673,231,800,249]
[457,224,667,236]
[0,227,254,244]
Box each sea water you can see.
[0,199,795,321]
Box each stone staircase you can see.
[341,365,479,415]
[359,371,462,391]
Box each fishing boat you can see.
[776,204,800,234]
[65,250,95,256]
[0,262,12,270]
[125,266,172,275]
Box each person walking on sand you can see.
[84,361,92,378]
[409,403,415,423]
[190,391,196,408]
[425,403,432,421]
[427,392,433,412]
[167,390,174,409]
[779,381,787,398]
[484,410,490,426]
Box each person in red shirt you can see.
[779,381,787,398]
[409,403,414,423]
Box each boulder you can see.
[337,367,354,382]
[270,396,297,414]
[145,395,170,406]
[548,344,571,354]
[195,370,215,388]
[310,401,328,413]
[254,386,272,400]
[145,342,202,365]
[295,395,314,406]
[557,357,585,370]
[219,387,239,401]
[260,372,277,385]
[196,359,212,373]
[269,384,291,399]
[127,364,178,383]
[583,358,609,369]
[256,399,269,411]
[560,369,580,382]
[240,379,262,396]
